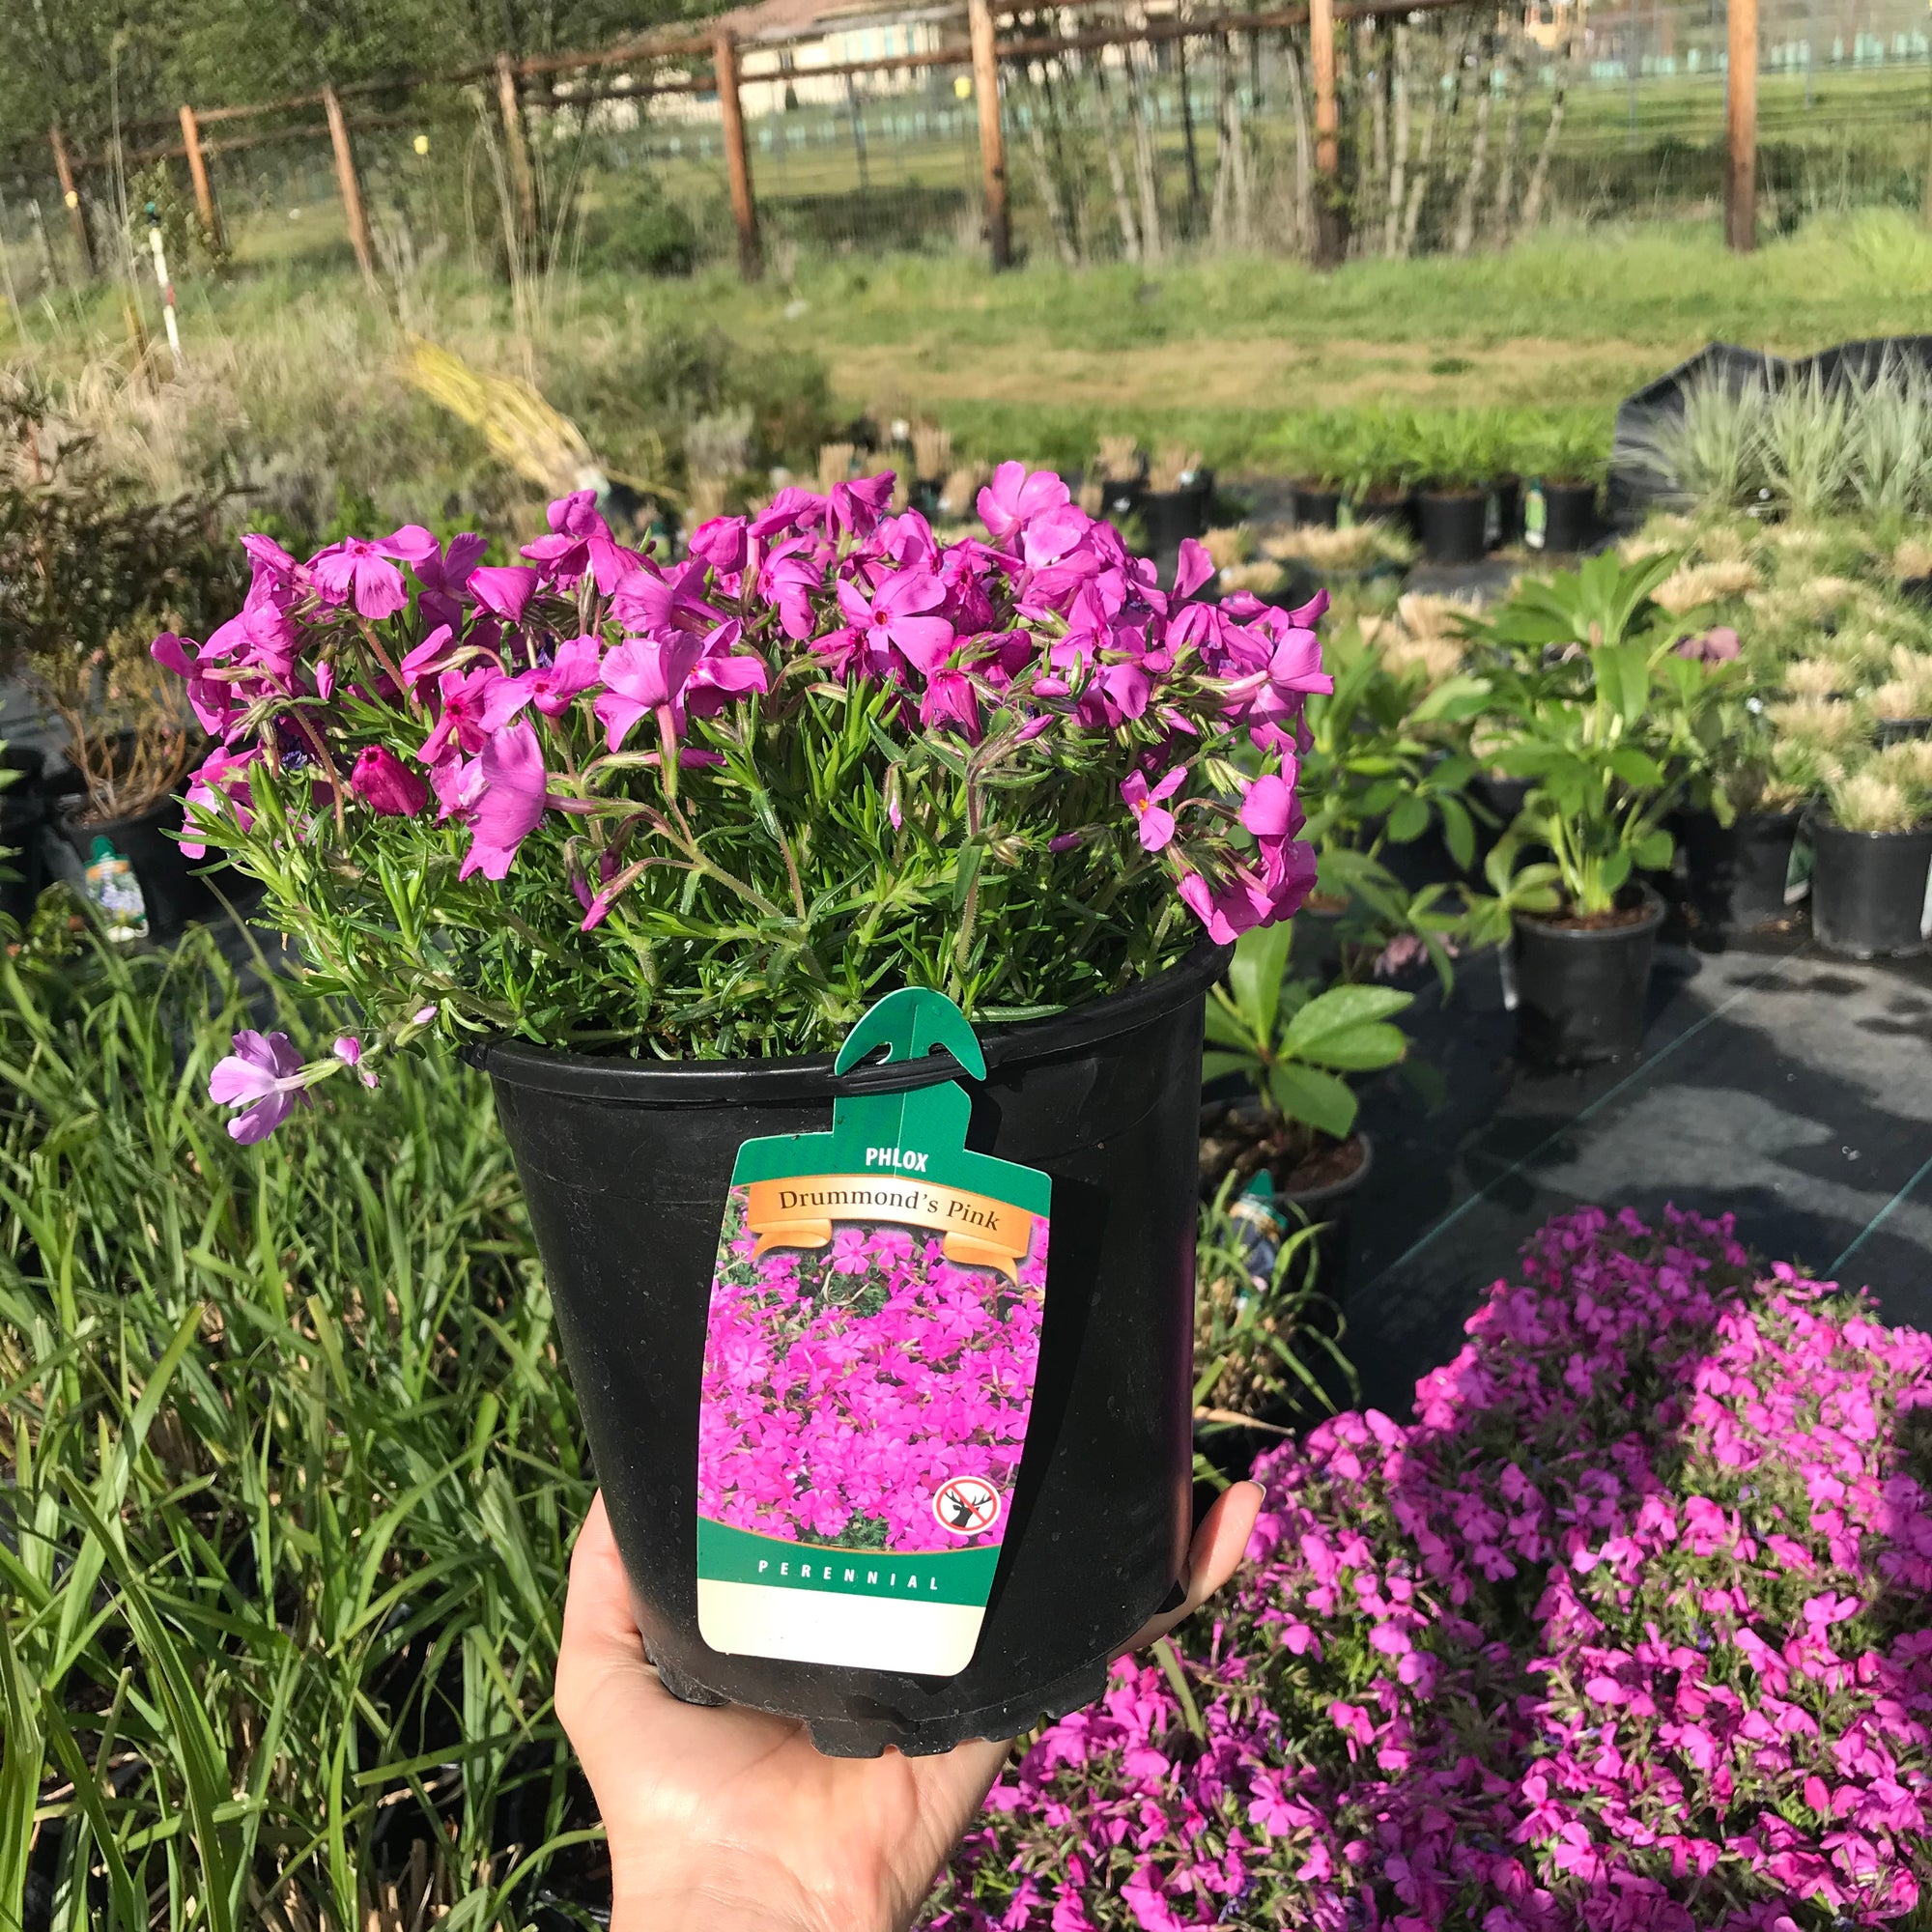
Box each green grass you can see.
[0,912,595,1931]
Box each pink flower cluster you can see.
[154,467,1329,944]
[929,1207,1932,1930]
[697,1190,1048,1552]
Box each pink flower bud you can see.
[349,745,429,817]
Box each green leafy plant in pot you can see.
[1520,412,1609,554]
[1200,920,1412,1208]
[1409,409,1501,565]
[1468,551,1739,1064]
[156,481,1329,1755]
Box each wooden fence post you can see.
[968,0,1010,270]
[322,88,377,285]
[1308,0,1343,264]
[179,105,223,250]
[714,32,763,282]
[47,126,95,275]
[1725,0,1757,252]
[497,54,539,264]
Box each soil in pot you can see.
[1512,884,1664,1067]
[1673,807,1803,932]
[1198,1102,1372,1298]
[55,795,226,941]
[473,945,1225,1758]
[1524,480,1598,554]
[1809,814,1932,959]
[1292,483,1342,528]
[1416,489,1490,565]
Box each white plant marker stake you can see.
[146,205,183,370]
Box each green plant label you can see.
[696,988,1051,1677]
[84,837,149,943]
[1524,482,1548,552]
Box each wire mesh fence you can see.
[3,0,1930,303]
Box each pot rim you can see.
[1512,881,1665,945]
[1804,810,1932,843]
[471,938,1232,1104]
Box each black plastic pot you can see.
[1355,491,1417,538]
[1512,886,1664,1067]
[0,748,48,928]
[1416,489,1490,564]
[56,795,223,940]
[1140,482,1211,554]
[1874,717,1932,747]
[1094,478,1145,524]
[472,945,1227,1757]
[1674,808,1802,930]
[1809,815,1932,959]
[1293,483,1342,528]
[1527,480,1598,554]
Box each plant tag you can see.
[1920,858,1932,941]
[696,988,1050,1678]
[1523,481,1548,552]
[84,837,149,943]
[1785,834,1813,907]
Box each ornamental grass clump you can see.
[930,1205,1932,1930]
[155,468,1327,1098]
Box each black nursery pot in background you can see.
[1415,489,1490,564]
[1292,484,1342,528]
[55,795,227,940]
[1674,808,1803,931]
[1140,480,1212,554]
[1809,816,1932,959]
[473,945,1226,1758]
[0,747,48,927]
[1512,886,1664,1067]
[1530,481,1599,554]
[1487,475,1521,551]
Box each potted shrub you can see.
[159,471,1329,1756]
[1409,411,1496,565]
[1335,409,1416,537]
[1470,553,1735,1065]
[0,377,240,939]
[1809,743,1932,959]
[1278,412,1350,529]
[1520,413,1609,554]
[1198,921,1413,1224]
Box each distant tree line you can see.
[3,0,713,157]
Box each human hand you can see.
[555,1480,1264,1932]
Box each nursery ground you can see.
[1348,919,1932,1417]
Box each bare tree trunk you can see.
[1177,5,1206,234]
[1283,34,1316,258]
[1488,44,1525,239]
[1024,75,1080,267]
[1384,22,1411,256]
[1094,56,1143,264]
[1232,32,1254,245]
[1210,31,1235,244]
[1402,27,1463,257]
[1364,20,1389,244]
[1451,48,1494,255]
[1126,40,1165,262]
[1519,44,1571,236]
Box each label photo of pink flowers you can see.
[696,1185,1049,1556]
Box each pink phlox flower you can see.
[410,532,489,629]
[209,1029,310,1144]
[331,1035,379,1088]
[418,663,506,764]
[1122,766,1185,851]
[523,490,647,592]
[310,529,430,619]
[1172,538,1216,600]
[468,564,543,623]
[832,569,954,678]
[828,472,895,541]
[595,634,706,748]
[685,621,772,719]
[481,635,603,727]
[456,720,548,881]
[750,486,827,541]
[977,461,1072,544]
[150,632,237,738]
[349,745,429,817]
[179,744,260,857]
[613,556,723,639]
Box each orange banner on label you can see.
[745,1174,1038,1281]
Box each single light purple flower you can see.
[458,721,549,881]
[310,534,415,619]
[1678,625,1742,664]
[349,745,429,817]
[209,1029,310,1144]
[1122,767,1186,851]
[411,1005,438,1025]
